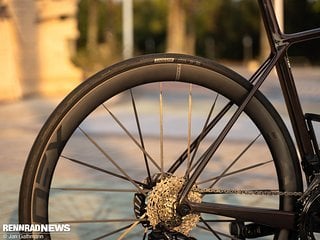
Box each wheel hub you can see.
[146,175,202,236]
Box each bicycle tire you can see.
[19,53,303,239]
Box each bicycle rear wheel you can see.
[19,53,302,239]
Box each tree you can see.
[74,0,122,75]
[166,0,186,53]
[87,0,98,52]
[285,0,320,64]
[134,0,167,54]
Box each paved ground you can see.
[0,65,319,239]
[0,97,62,226]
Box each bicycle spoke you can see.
[117,213,146,240]
[78,127,146,195]
[52,187,137,192]
[61,155,147,188]
[197,223,241,240]
[54,218,141,224]
[159,82,164,176]
[142,229,147,240]
[92,224,132,240]
[198,159,273,185]
[189,94,219,172]
[186,84,193,178]
[130,89,152,184]
[52,219,147,240]
[180,66,273,201]
[168,100,233,174]
[186,95,220,175]
[200,216,222,239]
[209,134,261,188]
[102,104,160,171]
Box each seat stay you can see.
[178,46,287,203]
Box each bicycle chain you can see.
[198,188,303,197]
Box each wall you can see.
[0,0,81,101]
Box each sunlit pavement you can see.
[0,65,319,239]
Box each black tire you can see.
[19,53,302,239]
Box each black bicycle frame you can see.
[176,0,320,231]
[260,0,320,179]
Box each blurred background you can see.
[1,1,320,237]
[1,0,320,101]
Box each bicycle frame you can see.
[259,0,320,181]
[176,0,320,231]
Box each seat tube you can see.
[259,0,315,177]
[276,57,315,173]
[258,0,282,53]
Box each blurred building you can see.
[0,0,81,101]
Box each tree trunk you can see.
[166,0,186,53]
[87,0,98,52]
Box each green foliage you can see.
[74,0,122,74]
[285,0,320,64]
[196,0,260,60]
[76,0,121,48]
[75,0,320,65]
[312,0,320,13]
[133,0,259,60]
[134,0,167,54]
